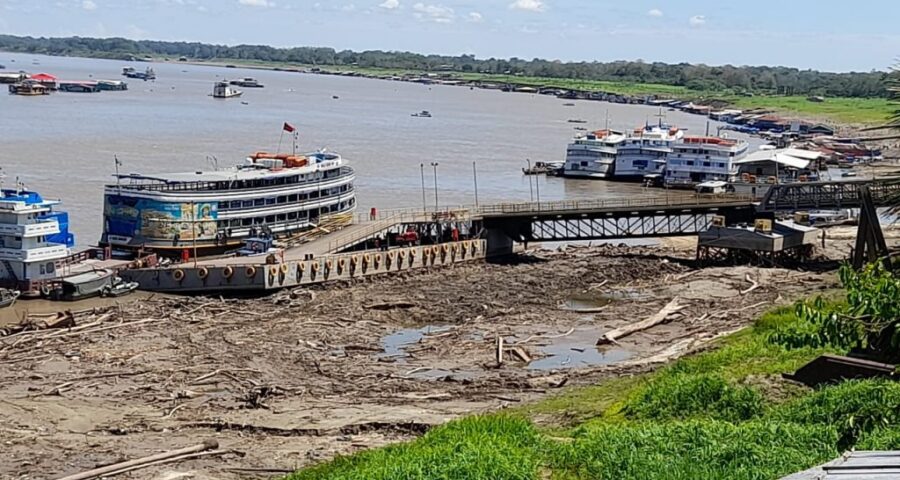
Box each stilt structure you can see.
[851,186,891,271]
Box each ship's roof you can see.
[117,153,344,185]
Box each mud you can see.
[0,243,842,479]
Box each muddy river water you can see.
[1,52,757,246]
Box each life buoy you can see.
[399,250,407,260]
[337,258,346,274]
[197,267,209,279]
[245,266,257,278]
[472,242,479,253]
[325,259,333,271]
[432,245,440,256]
[441,244,449,254]
[296,263,304,281]
[373,254,381,269]
[280,263,289,275]
[223,265,234,279]
[351,256,359,266]
[173,269,185,282]
[311,262,320,273]
[269,265,278,276]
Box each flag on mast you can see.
[283,122,296,133]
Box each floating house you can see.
[30,73,58,90]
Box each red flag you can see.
[283,122,295,133]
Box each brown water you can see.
[0,52,759,247]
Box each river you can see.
[0,52,757,246]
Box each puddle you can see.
[381,325,452,359]
[526,327,634,370]
[562,295,615,311]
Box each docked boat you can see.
[212,81,242,98]
[8,81,50,96]
[229,77,264,88]
[563,129,626,179]
[59,81,100,93]
[102,277,139,297]
[412,110,432,118]
[664,136,750,188]
[122,67,156,81]
[523,161,564,175]
[0,184,76,295]
[613,124,684,180]
[97,79,128,91]
[48,269,115,301]
[0,72,26,84]
[0,288,20,308]
[100,149,356,256]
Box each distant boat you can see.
[58,82,100,93]
[212,81,242,98]
[229,77,264,88]
[412,110,432,118]
[8,81,51,96]
[122,67,155,81]
[562,103,576,106]
[0,289,20,308]
[332,95,339,99]
[568,119,587,124]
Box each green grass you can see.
[175,57,892,125]
[285,302,900,479]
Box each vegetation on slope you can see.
[287,265,900,479]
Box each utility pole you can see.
[526,159,534,202]
[472,161,479,208]
[420,163,427,211]
[430,162,439,211]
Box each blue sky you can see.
[1,0,898,72]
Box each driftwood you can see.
[597,298,684,346]
[739,274,761,295]
[495,335,504,365]
[365,301,417,311]
[508,346,532,363]
[56,440,220,480]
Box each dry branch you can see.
[597,298,683,345]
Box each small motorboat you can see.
[212,81,242,98]
[567,119,587,124]
[0,288,20,308]
[332,95,340,99]
[229,77,264,88]
[411,110,432,118]
[562,102,576,106]
[101,277,139,298]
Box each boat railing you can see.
[110,166,355,193]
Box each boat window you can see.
[242,218,252,226]
[242,200,254,208]
[40,264,45,274]
[230,201,242,209]
[254,198,265,206]
[287,212,298,220]
[266,198,276,205]
[46,262,54,273]
[218,202,228,211]
[265,215,275,223]
[288,194,298,202]
[299,193,308,200]
[310,191,320,199]
[277,196,287,204]
[277,214,287,221]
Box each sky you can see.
[1,0,898,72]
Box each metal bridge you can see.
[759,177,900,212]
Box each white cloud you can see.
[647,8,662,17]
[509,0,545,12]
[467,11,483,23]
[412,3,454,23]
[82,0,97,10]
[379,0,399,9]
[237,0,272,7]
[689,15,706,26]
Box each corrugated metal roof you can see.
[781,451,900,479]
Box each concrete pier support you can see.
[485,227,514,259]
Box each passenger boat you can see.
[563,129,626,179]
[0,183,76,295]
[8,81,50,96]
[97,80,128,91]
[664,136,749,188]
[412,110,432,118]
[229,77,264,88]
[58,81,100,93]
[212,81,242,98]
[613,124,683,180]
[100,150,357,256]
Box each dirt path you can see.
[0,244,840,479]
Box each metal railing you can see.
[475,193,755,216]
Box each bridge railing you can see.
[475,193,755,216]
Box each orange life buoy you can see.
[280,263,289,275]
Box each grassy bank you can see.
[175,58,892,126]
[286,301,900,480]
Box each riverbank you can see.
[0,240,845,479]
[173,58,893,127]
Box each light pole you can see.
[430,162,439,211]
[526,159,534,202]
[535,168,541,204]
[472,161,479,208]
[420,163,427,211]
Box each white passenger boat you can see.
[613,124,684,180]
[212,81,242,98]
[664,136,750,188]
[100,150,356,256]
[563,129,626,179]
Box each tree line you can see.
[0,34,894,98]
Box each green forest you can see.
[0,34,893,99]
